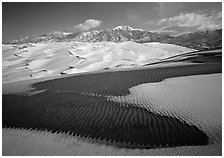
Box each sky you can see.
[2,2,222,42]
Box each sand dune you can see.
[3,64,221,151]
[2,42,221,155]
[3,41,194,83]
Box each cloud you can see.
[69,19,102,32]
[158,11,221,30]
[156,2,184,18]
[126,3,184,23]
[146,11,222,35]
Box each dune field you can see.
[2,41,194,84]
[2,41,222,156]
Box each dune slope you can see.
[3,42,194,83]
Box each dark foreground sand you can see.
[2,60,222,155]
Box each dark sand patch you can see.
[34,63,221,96]
[3,63,221,150]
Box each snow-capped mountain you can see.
[73,25,173,43]
[112,25,143,31]
[7,26,171,43]
[6,26,222,50]
[8,31,74,44]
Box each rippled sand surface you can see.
[108,74,222,146]
[3,60,221,155]
[2,43,222,155]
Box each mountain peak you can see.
[49,31,72,36]
[113,25,141,31]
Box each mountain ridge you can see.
[5,26,222,51]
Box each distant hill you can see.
[6,26,222,51]
[160,29,222,50]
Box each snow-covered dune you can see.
[2,41,194,83]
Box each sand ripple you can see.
[107,74,222,145]
[3,64,221,149]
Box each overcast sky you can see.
[2,2,222,42]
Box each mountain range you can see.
[6,26,222,50]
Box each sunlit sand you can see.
[3,42,193,84]
[2,42,221,156]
